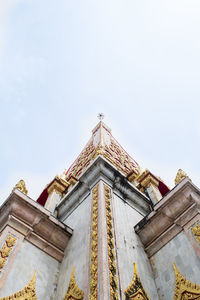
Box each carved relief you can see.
[124,263,150,300]
[173,263,200,300]
[63,267,84,300]
[191,223,200,244]
[12,179,28,195]
[67,141,96,182]
[0,271,37,300]
[0,234,17,272]
[89,185,99,300]
[104,185,119,300]
[65,124,140,189]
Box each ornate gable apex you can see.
[64,121,140,187]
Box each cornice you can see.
[0,190,73,262]
[47,177,69,195]
[137,170,159,188]
[57,156,151,220]
[135,178,200,257]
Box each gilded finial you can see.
[174,169,190,186]
[12,179,28,195]
[97,113,104,121]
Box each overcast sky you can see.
[0,0,200,203]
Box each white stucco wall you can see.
[56,193,91,300]
[112,193,159,299]
[150,230,200,300]
[0,240,59,300]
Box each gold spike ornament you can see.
[63,267,84,300]
[0,271,37,300]
[124,263,150,300]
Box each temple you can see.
[0,120,200,300]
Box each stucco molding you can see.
[57,156,151,220]
[0,190,73,262]
[135,179,200,257]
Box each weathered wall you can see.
[112,193,159,300]
[56,193,91,300]
[150,230,200,300]
[0,240,59,300]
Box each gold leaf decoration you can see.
[174,169,190,186]
[105,185,119,300]
[12,179,28,195]
[63,267,84,300]
[65,122,140,190]
[191,223,200,244]
[0,271,37,300]
[124,263,150,300]
[173,263,200,300]
[0,234,17,272]
[89,185,98,300]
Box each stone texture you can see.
[56,193,91,300]
[113,193,159,300]
[0,240,59,300]
[150,231,200,300]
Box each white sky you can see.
[0,0,200,203]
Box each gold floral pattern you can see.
[89,185,99,300]
[173,263,200,300]
[0,272,37,300]
[0,234,17,272]
[105,185,119,300]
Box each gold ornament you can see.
[89,185,99,300]
[63,267,84,300]
[124,263,150,300]
[0,234,17,272]
[0,271,37,300]
[174,169,190,186]
[173,263,200,300]
[12,180,28,195]
[65,124,140,189]
[104,185,119,300]
[191,223,200,244]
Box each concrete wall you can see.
[0,240,59,300]
[112,193,159,300]
[150,230,200,300]
[56,193,91,300]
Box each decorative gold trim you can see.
[124,263,150,300]
[173,263,200,300]
[0,271,37,300]
[191,223,200,244]
[174,169,190,186]
[47,180,68,196]
[104,185,119,300]
[65,122,140,189]
[89,185,99,300]
[0,234,17,272]
[63,267,84,300]
[137,170,159,188]
[12,180,28,195]
[127,170,138,183]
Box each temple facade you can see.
[0,121,200,300]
